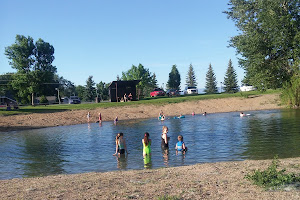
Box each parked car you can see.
[240,85,256,92]
[69,96,81,104]
[166,89,179,97]
[184,86,198,95]
[150,88,165,97]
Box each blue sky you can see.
[0,0,244,90]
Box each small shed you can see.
[108,80,140,102]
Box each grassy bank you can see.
[0,89,281,116]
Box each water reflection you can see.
[115,154,128,169]
[21,131,65,177]
[143,155,152,169]
[162,148,169,167]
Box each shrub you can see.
[245,156,300,189]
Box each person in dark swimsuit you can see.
[161,126,169,148]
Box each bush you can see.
[245,156,300,189]
[40,95,49,104]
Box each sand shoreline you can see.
[1,158,299,199]
[0,94,283,132]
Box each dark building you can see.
[108,80,140,102]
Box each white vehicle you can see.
[185,86,198,95]
[240,85,256,92]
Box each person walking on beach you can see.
[113,132,128,156]
[175,135,187,154]
[98,112,102,123]
[161,126,169,148]
[87,112,91,123]
[142,132,151,156]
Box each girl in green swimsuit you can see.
[142,132,151,156]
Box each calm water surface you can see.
[0,109,299,180]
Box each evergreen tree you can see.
[167,65,181,90]
[186,64,197,87]
[223,59,239,93]
[151,73,158,88]
[85,76,96,101]
[205,63,218,94]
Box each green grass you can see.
[0,89,281,116]
[245,156,300,189]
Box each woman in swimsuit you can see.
[142,132,151,156]
[161,126,169,148]
[113,132,128,156]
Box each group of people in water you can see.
[113,125,187,158]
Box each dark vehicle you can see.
[166,89,179,97]
[69,96,81,104]
[150,88,165,97]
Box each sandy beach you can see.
[1,93,299,199]
[0,93,282,132]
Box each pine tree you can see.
[186,64,197,87]
[205,63,218,94]
[223,59,239,93]
[167,65,181,90]
[85,76,96,101]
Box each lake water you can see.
[0,109,299,180]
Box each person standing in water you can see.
[142,132,151,156]
[113,132,128,156]
[98,112,102,123]
[175,135,187,154]
[161,126,169,148]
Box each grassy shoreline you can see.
[0,89,281,116]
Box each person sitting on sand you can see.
[142,132,151,156]
[175,135,187,154]
[128,93,133,101]
[161,126,169,148]
[113,132,128,156]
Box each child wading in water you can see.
[142,132,151,156]
[161,126,169,148]
[113,133,128,156]
[175,135,187,154]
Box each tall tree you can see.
[167,65,181,90]
[75,85,85,101]
[85,76,96,101]
[5,35,57,104]
[186,64,197,87]
[224,0,300,90]
[96,81,109,101]
[205,63,218,94]
[121,64,156,96]
[223,59,239,93]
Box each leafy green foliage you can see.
[281,63,300,108]
[96,81,109,101]
[167,65,181,90]
[225,0,300,90]
[185,64,197,87]
[5,35,57,104]
[245,156,300,189]
[205,63,218,94]
[39,95,48,104]
[223,59,239,93]
[121,64,157,97]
